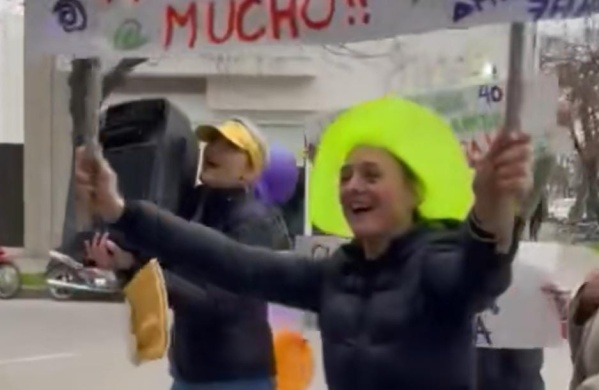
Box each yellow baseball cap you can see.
[196,118,268,173]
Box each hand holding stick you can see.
[72,58,103,231]
[496,23,527,250]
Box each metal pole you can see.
[501,23,555,233]
[503,23,526,131]
[73,58,102,231]
[81,58,102,156]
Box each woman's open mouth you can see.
[350,205,373,216]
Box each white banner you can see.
[475,242,569,349]
[26,0,599,57]
[295,235,347,259]
[305,75,559,163]
[294,237,569,349]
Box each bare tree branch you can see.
[542,22,599,220]
[62,57,147,246]
[101,58,147,102]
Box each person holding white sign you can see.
[74,112,531,390]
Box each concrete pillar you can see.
[50,69,72,248]
[24,54,71,260]
[24,54,54,258]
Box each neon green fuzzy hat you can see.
[309,97,474,237]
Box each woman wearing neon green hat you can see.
[75,97,532,390]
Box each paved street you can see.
[0,301,170,390]
[0,300,577,390]
[1,237,597,390]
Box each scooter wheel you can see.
[0,263,21,299]
[46,265,77,301]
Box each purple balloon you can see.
[254,144,299,205]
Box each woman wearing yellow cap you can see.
[76,98,532,390]
[85,117,291,390]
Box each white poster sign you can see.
[295,235,347,260]
[26,0,599,57]
[294,237,568,349]
[408,75,559,162]
[475,242,569,349]
[305,75,559,163]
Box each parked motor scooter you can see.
[0,247,21,299]
[46,250,121,301]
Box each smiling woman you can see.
[339,146,422,256]
[74,96,533,390]
[310,97,473,238]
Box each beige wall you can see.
[23,55,71,257]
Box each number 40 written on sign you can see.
[478,85,503,104]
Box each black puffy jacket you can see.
[170,187,292,383]
[113,200,519,390]
[123,187,290,384]
[476,348,545,390]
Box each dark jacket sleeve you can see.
[422,213,522,313]
[170,207,295,317]
[476,348,545,390]
[112,200,324,311]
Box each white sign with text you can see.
[305,75,559,163]
[26,0,599,57]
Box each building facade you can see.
[17,10,515,259]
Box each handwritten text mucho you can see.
[26,0,599,57]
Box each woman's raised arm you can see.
[422,214,521,313]
[113,200,323,311]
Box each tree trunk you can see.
[585,158,599,221]
[521,154,555,220]
[570,179,587,221]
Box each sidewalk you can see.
[0,222,582,277]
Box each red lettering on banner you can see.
[300,0,335,30]
[161,0,338,48]
[163,3,198,48]
[269,0,299,40]
[236,0,267,42]
[206,0,236,44]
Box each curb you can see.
[10,287,123,302]
[15,287,49,300]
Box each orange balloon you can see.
[273,330,314,390]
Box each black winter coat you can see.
[476,348,545,390]
[120,188,290,383]
[173,187,293,383]
[113,200,519,390]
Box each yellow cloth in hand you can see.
[123,259,169,365]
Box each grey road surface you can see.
[0,301,577,390]
[1,240,597,390]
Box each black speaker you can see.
[57,99,198,258]
[100,98,199,215]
